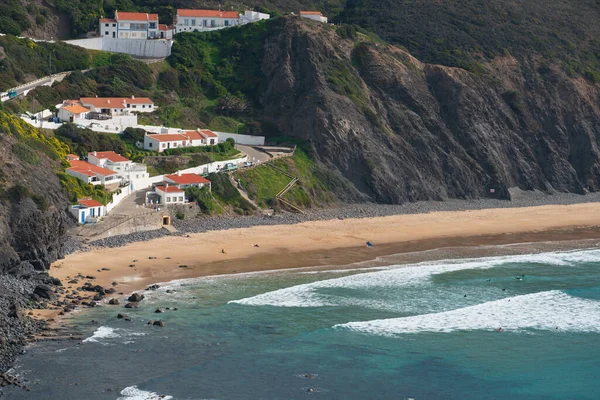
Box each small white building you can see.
[69,198,106,224]
[300,11,328,23]
[164,171,211,190]
[154,184,186,205]
[175,9,240,33]
[143,129,219,152]
[87,151,149,189]
[100,11,162,40]
[66,159,121,191]
[58,104,90,122]
[239,10,271,25]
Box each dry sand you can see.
[47,202,600,301]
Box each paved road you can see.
[1,72,70,101]
[236,144,271,164]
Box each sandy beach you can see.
[39,201,600,319]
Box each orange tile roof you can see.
[78,199,104,207]
[146,133,190,142]
[79,97,153,109]
[89,151,130,163]
[62,104,90,114]
[66,154,80,160]
[199,129,218,138]
[115,11,159,21]
[68,160,119,177]
[177,9,239,18]
[300,11,323,15]
[155,185,184,193]
[100,18,116,23]
[165,173,210,185]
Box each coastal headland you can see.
[41,201,600,324]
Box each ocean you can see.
[5,244,600,399]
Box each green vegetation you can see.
[206,172,255,214]
[57,172,113,205]
[185,186,220,215]
[175,211,185,220]
[12,142,40,165]
[55,124,126,157]
[339,0,600,78]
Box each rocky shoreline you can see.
[78,190,600,250]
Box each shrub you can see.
[175,211,185,220]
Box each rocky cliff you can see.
[257,17,600,203]
[0,113,73,374]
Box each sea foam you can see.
[82,326,147,344]
[117,385,173,400]
[229,249,600,308]
[336,290,600,335]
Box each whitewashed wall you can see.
[215,131,265,145]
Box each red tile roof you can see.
[67,154,80,160]
[300,11,324,16]
[158,24,169,31]
[89,151,130,163]
[80,97,153,109]
[165,173,210,185]
[155,185,184,193]
[199,129,218,138]
[177,9,239,18]
[115,11,159,21]
[68,160,119,177]
[100,18,116,23]
[78,199,104,207]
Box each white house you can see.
[79,96,155,115]
[164,171,211,190]
[100,11,163,40]
[58,104,90,122]
[154,184,186,205]
[239,10,270,25]
[69,198,106,224]
[143,129,219,152]
[66,159,121,191]
[300,11,328,23]
[175,9,240,33]
[87,151,149,189]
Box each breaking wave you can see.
[82,326,147,344]
[117,385,173,400]
[228,249,600,308]
[335,291,600,335]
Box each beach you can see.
[43,202,600,317]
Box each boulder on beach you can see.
[124,303,139,309]
[33,284,55,300]
[105,288,116,294]
[108,298,120,305]
[146,284,160,291]
[128,293,144,302]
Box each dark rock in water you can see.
[108,298,120,305]
[154,308,164,313]
[33,284,55,300]
[146,284,160,291]
[153,320,165,327]
[117,313,129,319]
[124,303,139,309]
[105,288,116,294]
[87,301,97,308]
[147,320,154,325]
[173,308,178,311]
[128,293,144,302]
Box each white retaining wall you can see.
[66,37,172,58]
[215,131,265,146]
[106,185,131,214]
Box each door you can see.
[90,208,95,217]
[112,32,115,38]
[80,211,85,224]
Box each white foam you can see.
[336,291,600,335]
[117,385,173,400]
[82,327,147,344]
[229,249,600,308]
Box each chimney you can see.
[93,151,97,156]
[177,170,182,176]
[107,99,110,104]
[132,95,135,99]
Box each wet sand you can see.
[39,202,600,323]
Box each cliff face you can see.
[258,18,600,203]
[0,113,73,372]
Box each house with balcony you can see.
[164,171,211,190]
[79,97,155,115]
[66,159,121,191]
[143,129,219,152]
[300,11,328,23]
[175,9,241,33]
[87,151,150,190]
[100,11,162,40]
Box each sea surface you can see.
[5,244,600,399]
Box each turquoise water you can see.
[6,247,600,399]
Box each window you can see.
[184,19,190,26]
[105,31,109,35]
[149,22,156,29]
[179,196,183,201]
[203,20,207,27]
[162,143,166,148]
[167,197,171,202]
[142,105,145,108]
[191,19,196,26]
[127,104,130,108]
[211,20,216,27]
[113,24,116,27]
[105,24,109,27]
[120,23,125,27]
[149,142,153,147]
[225,20,229,26]
[136,175,139,179]
[132,105,136,108]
